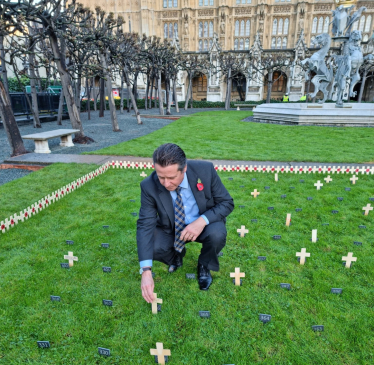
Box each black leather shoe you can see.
[168,248,185,273]
[197,263,213,290]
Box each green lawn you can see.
[86,111,374,163]
[0,165,373,364]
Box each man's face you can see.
[155,163,186,191]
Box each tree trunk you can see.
[145,73,149,111]
[0,81,28,156]
[28,52,41,128]
[358,69,367,103]
[48,31,84,137]
[150,75,155,109]
[100,53,120,131]
[225,69,232,110]
[266,70,273,104]
[120,72,124,114]
[93,77,97,111]
[86,77,91,120]
[99,77,105,117]
[0,36,9,95]
[166,78,171,115]
[157,69,164,115]
[75,67,82,114]
[173,77,179,113]
[184,72,192,110]
[57,88,64,125]
[124,69,142,125]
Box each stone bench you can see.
[234,104,257,111]
[22,129,80,153]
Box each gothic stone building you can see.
[80,0,374,102]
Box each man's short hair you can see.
[153,143,187,171]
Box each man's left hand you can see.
[180,217,207,242]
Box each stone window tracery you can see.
[234,19,251,50]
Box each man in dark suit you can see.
[137,143,234,303]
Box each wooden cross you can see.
[350,175,358,184]
[150,342,171,365]
[217,165,223,171]
[64,251,78,267]
[151,293,162,314]
[314,180,323,190]
[230,267,245,286]
[342,252,357,268]
[129,162,135,169]
[285,213,291,227]
[312,229,317,243]
[237,225,248,237]
[362,204,373,216]
[324,175,332,183]
[275,173,278,182]
[251,189,260,198]
[140,171,147,178]
[114,161,120,168]
[296,248,310,265]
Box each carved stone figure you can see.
[220,12,225,35]
[331,5,350,37]
[334,30,364,106]
[184,14,189,35]
[345,7,367,36]
[300,33,333,103]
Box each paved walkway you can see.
[4,152,372,169]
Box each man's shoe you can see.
[197,263,213,290]
[168,248,185,273]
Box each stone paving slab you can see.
[5,153,372,168]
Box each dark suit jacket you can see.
[136,160,234,262]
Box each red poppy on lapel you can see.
[197,178,204,191]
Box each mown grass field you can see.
[0,164,373,364]
[86,111,374,163]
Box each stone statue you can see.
[334,30,364,106]
[184,14,189,36]
[345,7,367,36]
[300,33,333,103]
[331,5,350,37]
[220,12,225,35]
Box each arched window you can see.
[174,23,178,38]
[323,17,329,33]
[247,0,251,3]
[246,20,250,36]
[169,0,172,7]
[312,17,317,34]
[169,23,173,38]
[173,0,177,7]
[204,22,208,37]
[204,0,208,5]
[164,24,168,38]
[199,22,203,37]
[271,37,276,49]
[199,0,203,5]
[235,21,239,36]
[284,18,289,35]
[282,37,287,49]
[317,17,323,33]
[236,0,240,3]
[209,21,213,37]
[245,38,249,50]
[204,40,208,51]
[209,0,213,4]
[278,19,283,34]
[363,34,369,42]
[240,20,245,36]
[241,0,245,3]
[198,40,203,51]
[277,37,281,49]
[163,0,167,8]
[365,15,372,33]
[240,38,244,50]
[273,19,277,35]
[234,39,238,50]
[359,16,365,32]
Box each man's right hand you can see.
[141,270,155,303]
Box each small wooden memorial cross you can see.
[237,225,248,237]
[342,252,357,268]
[251,189,260,198]
[151,293,163,314]
[350,175,358,184]
[296,248,310,265]
[150,342,171,365]
[275,173,278,182]
[324,175,332,183]
[285,213,291,227]
[312,229,317,243]
[64,251,78,267]
[362,204,373,216]
[140,171,147,178]
[314,180,323,190]
[230,267,245,286]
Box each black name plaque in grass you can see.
[98,347,111,356]
[199,311,211,318]
[66,240,74,245]
[101,243,109,248]
[331,288,342,294]
[273,235,281,240]
[102,266,111,273]
[258,256,266,261]
[60,263,69,269]
[37,341,50,348]
[50,295,61,302]
[186,273,196,279]
[103,299,113,307]
[312,325,324,332]
[259,314,271,323]
[280,283,291,290]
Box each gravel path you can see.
[0,107,232,185]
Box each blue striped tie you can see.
[174,186,186,253]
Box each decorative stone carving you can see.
[274,6,291,14]
[162,11,178,18]
[314,4,332,12]
[220,11,226,35]
[198,9,214,17]
[235,8,251,15]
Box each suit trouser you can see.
[152,221,227,272]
